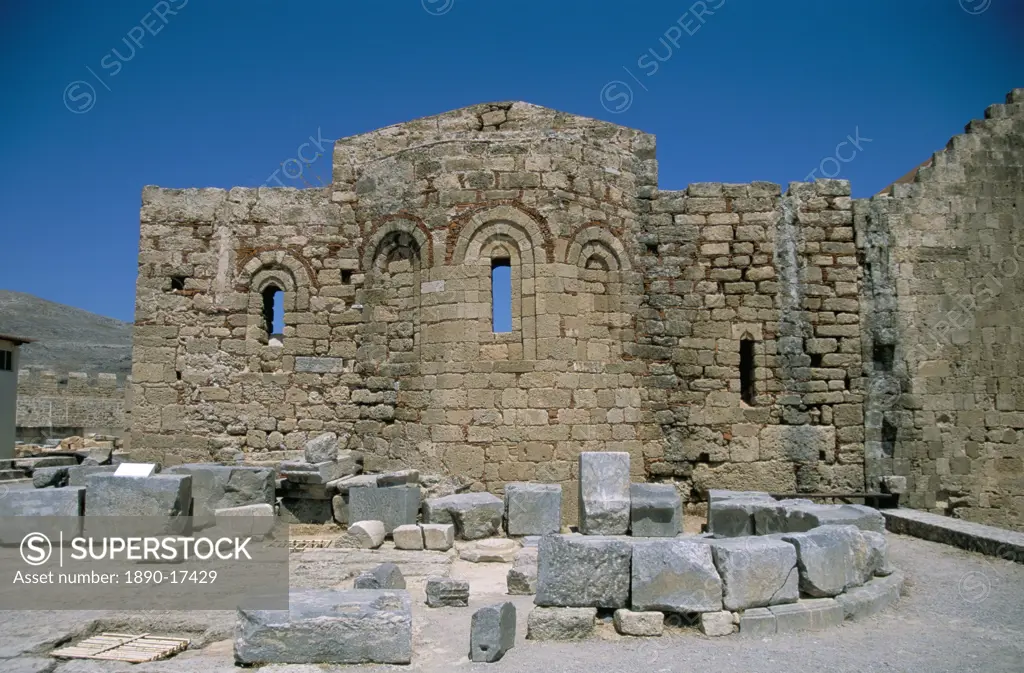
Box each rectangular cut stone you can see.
[708,537,799,611]
[0,487,85,543]
[235,589,412,665]
[808,504,885,533]
[507,547,539,595]
[709,497,775,537]
[67,465,118,486]
[613,609,663,636]
[752,499,819,535]
[294,356,348,373]
[423,492,503,540]
[768,598,843,632]
[421,280,445,294]
[708,490,773,502]
[84,474,192,536]
[782,524,867,597]
[578,452,630,535]
[631,539,722,612]
[630,484,681,537]
[882,508,1024,561]
[165,464,275,528]
[425,577,469,607]
[738,607,776,636]
[348,485,420,534]
[505,482,562,536]
[421,523,455,551]
[280,461,354,485]
[213,504,276,536]
[834,571,903,620]
[526,607,596,641]
[470,602,516,662]
[280,497,333,524]
[535,534,631,608]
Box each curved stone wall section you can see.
[527,485,901,639]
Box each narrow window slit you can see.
[491,258,511,333]
[881,418,898,458]
[740,338,756,404]
[262,285,283,339]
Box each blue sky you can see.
[0,0,1021,324]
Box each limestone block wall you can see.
[129,103,666,524]
[16,370,127,441]
[640,180,864,500]
[857,89,1024,531]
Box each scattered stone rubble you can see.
[0,431,907,664]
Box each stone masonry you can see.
[128,92,1024,529]
[16,370,127,442]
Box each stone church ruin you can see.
[129,90,1024,531]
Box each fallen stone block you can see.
[32,466,69,488]
[344,520,386,549]
[535,534,631,608]
[166,464,275,528]
[470,602,516,662]
[460,538,519,562]
[782,524,864,597]
[709,497,775,537]
[738,607,776,637]
[768,598,843,632]
[835,570,904,620]
[751,499,819,535]
[862,530,893,576]
[234,589,412,665]
[578,452,630,535]
[708,489,773,502]
[15,456,76,471]
[504,482,561,536]
[0,487,85,543]
[425,577,469,607]
[708,537,799,611]
[392,524,424,550]
[507,547,538,595]
[423,492,503,540]
[700,610,736,636]
[613,609,663,636]
[632,538,722,613]
[353,562,405,590]
[84,474,191,536]
[304,432,341,463]
[279,497,332,524]
[421,523,455,551]
[348,485,420,534]
[809,504,886,534]
[213,503,276,536]
[280,460,352,485]
[630,483,681,537]
[377,469,419,487]
[329,474,379,494]
[526,606,596,640]
[66,464,118,486]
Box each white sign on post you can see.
[113,463,158,477]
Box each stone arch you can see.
[566,225,631,271]
[238,251,312,311]
[450,204,551,265]
[361,215,432,272]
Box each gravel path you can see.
[0,533,1020,672]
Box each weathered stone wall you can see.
[128,92,1022,527]
[857,89,1024,531]
[16,370,127,441]
[638,181,864,500]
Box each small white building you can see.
[0,334,34,460]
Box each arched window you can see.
[262,285,283,340]
[491,258,512,333]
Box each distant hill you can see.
[0,290,132,376]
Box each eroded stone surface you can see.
[470,602,516,662]
[578,452,631,535]
[632,538,723,613]
[234,589,412,665]
[708,537,799,611]
[423,492,503,540]
[505,482,562,536]
[526,606,596,641]
[535,534,631,608]
[613,609,663,636]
